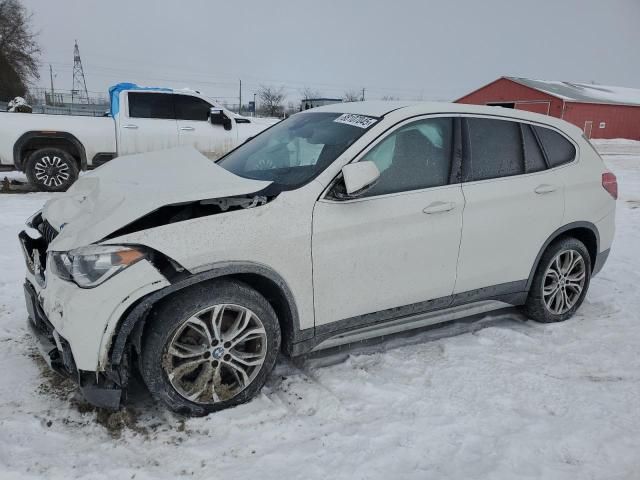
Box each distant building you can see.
[456,76,640,140]
[300,98,342,111]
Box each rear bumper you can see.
[24,280,122,409]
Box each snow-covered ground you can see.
[1,141,639,479]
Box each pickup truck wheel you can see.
[140,279,281,416]
[25,148,79,192]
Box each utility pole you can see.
[253,93,257,117]
[71,40,89,105]
[239,79,242,115]
[361,88,365,101]
[49,65,55,105]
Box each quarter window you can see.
[128,92,174,119]
[174,95,213,121]
[534,126,576,167]
[464,118,524,181]
[358,117,453,197]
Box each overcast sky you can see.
[21,0,640,105]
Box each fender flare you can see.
[108,261,306,367]
[525,221,600,291]
[13,131,87,171]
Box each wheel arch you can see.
[14,131,87,171]
[108,261,307,369]
[526,221,600,291]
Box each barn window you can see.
[599,122,606,129]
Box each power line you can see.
[43,60,438,97]
[40,58,458,101]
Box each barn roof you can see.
[506,77,640,107]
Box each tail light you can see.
[602,172,618,200]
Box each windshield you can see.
[217,112,378,190]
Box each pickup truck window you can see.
[174,95,213,121]
[218,112,377,191]
[128,92,175,119]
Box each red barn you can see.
[456,76,640,140]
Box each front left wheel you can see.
[140,280,281,416]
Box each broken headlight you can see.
[50,245,145,288]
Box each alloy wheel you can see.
[163,304,268,404]
[34,155,71,188]
[542,249,586,315]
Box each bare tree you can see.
[343,89,362,102]
[0,0,40,100]
[381,95,399,101]
[257,85,285,117]
[299,86,322,100]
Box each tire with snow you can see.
[522,237,592,323]
[140,279,281,416]
[25,147,79,192]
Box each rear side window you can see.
[174,95,213,121]
[128,92,175,119]
[521,124,547,173]
[464,118,524,181]
[534,126,576,167]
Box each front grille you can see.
[38,219,59,245]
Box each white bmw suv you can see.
[20,102,616,415]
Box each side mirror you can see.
[210,108,232,131]
[341,161,380,197]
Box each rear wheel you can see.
[140,280,281,416]
[25,148,79,192]
[523,237,592,323]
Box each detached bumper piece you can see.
[24,281,123,409]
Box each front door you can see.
[174,95,237,160]
[117,92,179,155]
[312,117,464,327]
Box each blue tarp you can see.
[108,82,173,117]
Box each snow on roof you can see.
[309,100,415,116]
[507,77,640,106]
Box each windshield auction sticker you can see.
[334,113,379,129]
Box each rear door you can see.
[116,92,179,155]
[174,94,237,160]
[454,117,565,294]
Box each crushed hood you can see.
[42,146,271,250]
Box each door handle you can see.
[534,184,558,194]
[179,126,195,131]
[122,124,138,129]
[423,201,456,214]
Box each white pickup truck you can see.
[0,84,271,191]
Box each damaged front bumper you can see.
[24,280,123,409]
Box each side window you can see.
[174,95,213,121]
[521,124,547,173]
[464,118,524,181]
[359,117,453,197]
[128,92,174,119]
[534,126,576,167]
